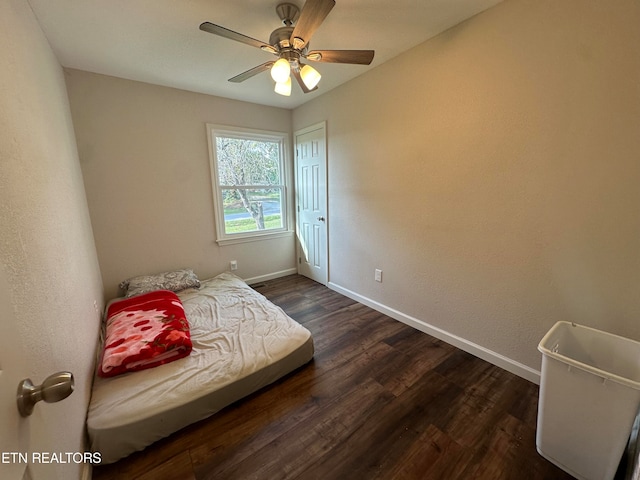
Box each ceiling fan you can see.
[199,0,375,96]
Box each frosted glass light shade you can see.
[300,64,321,90]
[274,77,292,96]
[270,58,291,83]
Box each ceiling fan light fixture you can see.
[270,58,291,83]
[300,64,321,90]
[274,77,292,96]
[200,0,374,97]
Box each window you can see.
[207,124,291,245]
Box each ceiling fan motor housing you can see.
[269,26,308,67]
[269,26,295,48]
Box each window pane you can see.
[208,124,290,244]
[215,136,281,187]
[222,188,283,234]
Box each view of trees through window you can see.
[215,136,284,234]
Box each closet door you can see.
[295,122,327,285]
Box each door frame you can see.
[294,121,328,285]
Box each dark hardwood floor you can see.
[92,274,575,480]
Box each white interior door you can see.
[295,122,328,285]
[0,266,29,480]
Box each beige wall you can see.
[66,71,295,299]
[0,1,104,479]
[59,0,640,381]
[293,0,640,377]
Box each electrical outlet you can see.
[230,260,238,271]
[375,269,383,282]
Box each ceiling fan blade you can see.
[229,62,274,83]
[306,50,375,65]
[290,0,336,48]
[292,67,318,94]
[200,22,272,51]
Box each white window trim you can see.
[206,123,293,246]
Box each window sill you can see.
[216,230,294,246]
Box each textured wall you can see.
[66,71,295,300]
[293,0,640,375]
[0,1,104,479]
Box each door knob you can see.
[17,371,74,417]
[317,216,325,222]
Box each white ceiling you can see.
[28,0,503,109]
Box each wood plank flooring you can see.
[92,274,576,480]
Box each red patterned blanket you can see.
[99,290,192,377]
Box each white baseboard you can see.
[245,268,298,285]
[328,282,541,385]
[81,463,92,480]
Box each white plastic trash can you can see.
[536,321,640,480]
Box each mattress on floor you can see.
[87,272,314,464]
